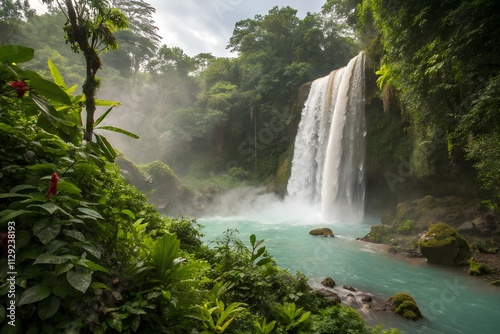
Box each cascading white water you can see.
[287,52,366,222]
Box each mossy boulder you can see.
[139,160,195,215]
[384,292,422,320]
[309,228,334,237]
[468,260,492,276]
[418,222,471,265]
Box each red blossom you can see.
[46,172,59,198]
[10,80,28,98]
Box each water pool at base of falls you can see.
[199,213,500,334]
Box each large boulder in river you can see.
[309,228,334,237]
[418,222,471,265]
[377,292,422,320]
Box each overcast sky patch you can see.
[30,0,325,57]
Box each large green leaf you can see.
[37,296,60,320]
[33,220,61,245]
[47,60,67,89]
[82,244,102,259]
[63,229,85,242]
[151,233,180,282]
[0,45,34,63]
[67,265,93,293]
[57,181,82,197]
[76,207,103,220]
[30,77,72,105]
[28,202,62,215]
[18,285,51,306]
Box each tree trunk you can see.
[83,56,97,142]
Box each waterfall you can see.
[287,52,366,222]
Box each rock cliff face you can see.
[418,222,471,265]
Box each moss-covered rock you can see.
[375,292,422,320]
[137,160,195,216]
[388,292,422,320]
[418,222,471,265]
[309,228,334,237]
[468,260,492,276]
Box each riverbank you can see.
[361,195,500,284]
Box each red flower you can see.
[46,173,59,198]
[10,80,28,98]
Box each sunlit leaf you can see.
[47,60,67,89]
[95,99,120,106]
[30,77,72,105]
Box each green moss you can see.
[366,225,392,243]
[141,160,178,181]
[395,219,414,234]
[390,293,421,320]
[417,222,455,248]
[468,260,492,276]
[391,292,415,306]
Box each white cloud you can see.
[149,0,325,57]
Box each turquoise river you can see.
[199,201,500,334]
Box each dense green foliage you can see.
[2,0,499,331]
[357,0,500,207]
[0,43,400,333]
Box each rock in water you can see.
[378,292,423,320]
[321,277,336,288]
[309,228,334,237]
[418,222,471,265]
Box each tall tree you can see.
[0,0,34,44]
[42,0,127,141]
[110,0,160,78]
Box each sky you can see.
[30,0,326,57]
